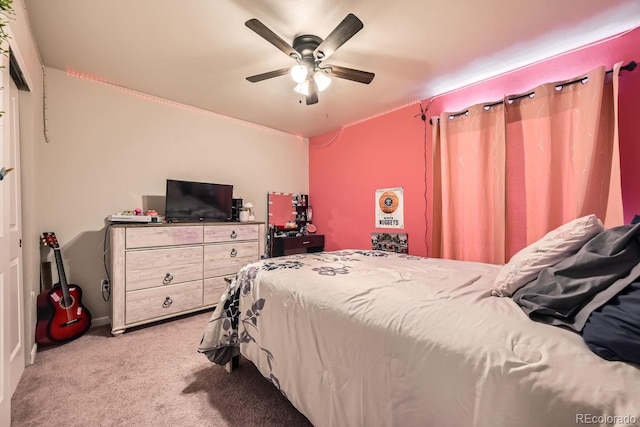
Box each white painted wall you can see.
[6,0,308,360]
[37,67,309,323]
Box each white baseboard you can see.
[91,316,111,328]
[29,343,37,365]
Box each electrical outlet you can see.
[101,279,110,298]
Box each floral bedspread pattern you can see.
[197,248,484,399]
[197,250,397,384]
[198,254,307,393]
[198,250,640,427]
[197,250,389,360]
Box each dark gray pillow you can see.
[512,224,640,331]
[582,281,640,366]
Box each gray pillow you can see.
[512,224,640,331]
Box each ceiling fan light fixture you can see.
[314,71,331,92]
[290,64,308,83]
[294,80,310,96]
[245,14,374,104]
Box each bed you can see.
[198,224,640,426]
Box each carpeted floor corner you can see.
[11,310,312,427]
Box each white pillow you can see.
[491,214,605,297]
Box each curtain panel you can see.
[432,64,623,264]
[431,104,506,263]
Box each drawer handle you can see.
[302,241,311,245]
[230,230,238,239]
[230,248,238,257]
[162,297,173,308]
[163,273,174,284]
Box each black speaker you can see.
[231,198,243,221]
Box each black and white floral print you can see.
[312,265,351,276]
[355,250,389,257]
[398,254,425,261]
[222,290,241,331]
[201,258,312,388]
[262,259,305,271]
[203,250,424,362]
[239,266,259,296]
[198,250,432,398]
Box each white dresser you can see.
[109,222,265,335]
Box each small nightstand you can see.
[271,234,325,257]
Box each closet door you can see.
[0,50,12,427]
[0,54,25,427]
[7,76,24,396]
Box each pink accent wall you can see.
[310,27,640,256]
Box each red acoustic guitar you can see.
[36,232,92,346]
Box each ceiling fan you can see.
[245,13,375,105]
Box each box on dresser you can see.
[109,222,265,335]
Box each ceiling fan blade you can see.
[326,65,374,84]
[314,13,363,60]
[245,19,300,59]
[306,79,319,105]
[246,68,291,83]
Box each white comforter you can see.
[198,250,640,427]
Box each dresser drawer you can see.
[204,242,258,277]
[204,276,233,306]
[283,234,325,250]
[126,280,203,324]
[126,246,203,291]
[204,224,259,243]
[126,226,203,249]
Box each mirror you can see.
[267,192,297,227]
[267,192,313,257]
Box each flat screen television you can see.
[165,179,233,222]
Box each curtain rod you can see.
[429,60,637,125]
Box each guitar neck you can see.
[52,248,71,303]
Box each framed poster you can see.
[375,187,404,229]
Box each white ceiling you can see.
[21,0,640,138]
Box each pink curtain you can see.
[505,64,623,247]
[432,64,623,263]
[431,103,506,263]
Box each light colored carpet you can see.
[11,310,312,427]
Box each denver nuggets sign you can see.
[375,187,404,229]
